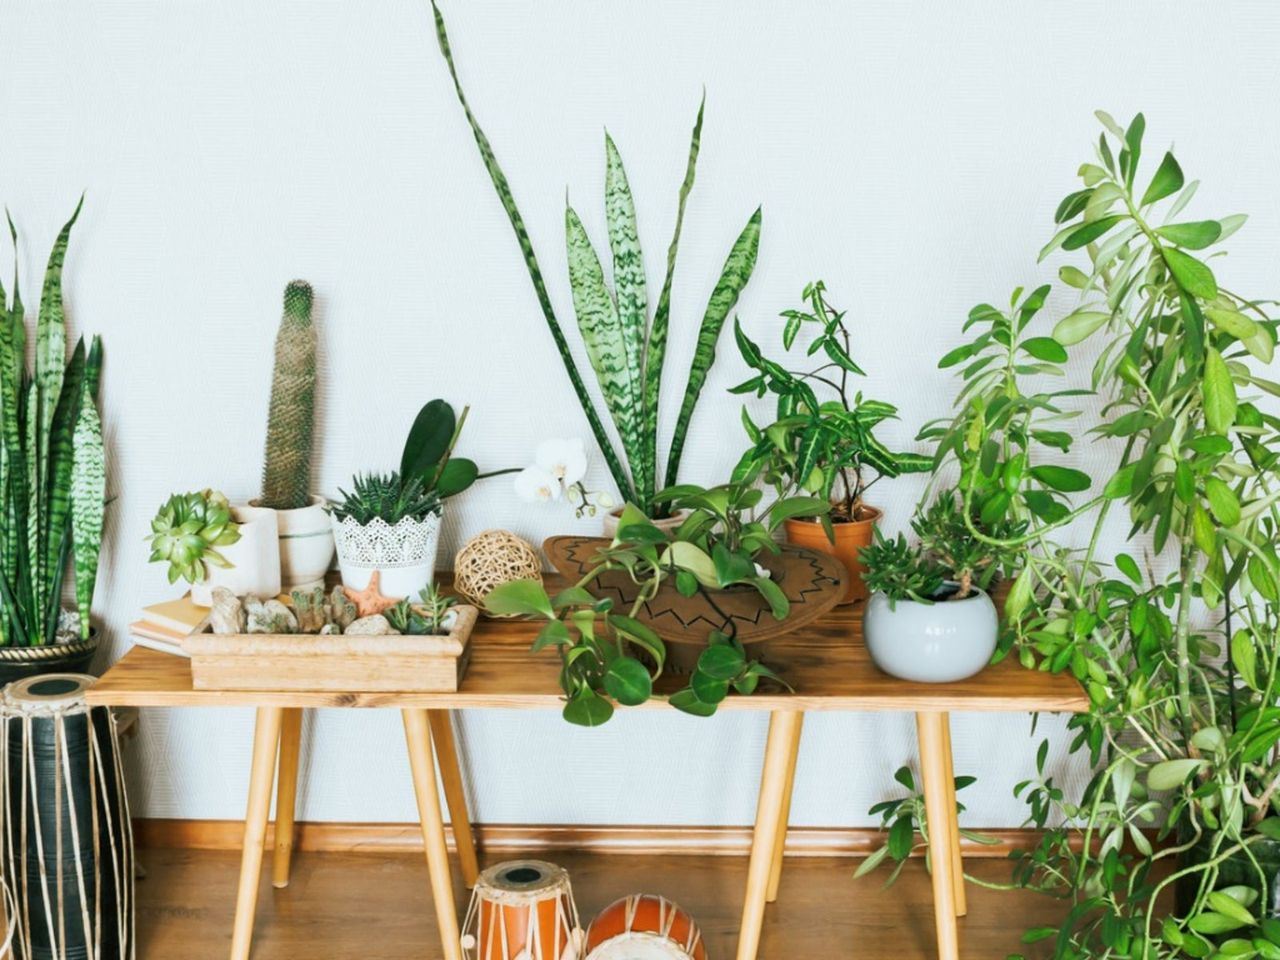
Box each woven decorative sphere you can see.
[453,529,543,612]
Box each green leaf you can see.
[400,398,455,481]
[484,579,555,619]
[1205,307,1259,341]
[1021,337,1068,363]
[1031,465,1091,493]
[604,656,653,707]
[690,669,729,704]
[1053,310,1110,346]
[1155,220,1222,250]
[1164,247,1218,299]
[664,206,761,491]
[1207,891,1257,926]
[1141,151,1184,206]
[70,389,105,639]
[887,816,914,860]
[433,457,478,498]
[668,687,717,717]
[1188,913,1249,935]
[697,642,747,681]
[1232,630,1259,692]
[1062,215,1123,251]
[938,343,976,369]
[752,575,790,620]
[531,620,572,652]
[563,689,615,727]
[1205,476,1241,527]
[1147,758,1204,791]
[1103,463,1135,499]
[1203,347,1238,435]
[1004,566,1033,622]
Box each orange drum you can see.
[461,860,583,960]
[585,895,707,960]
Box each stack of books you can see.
[130,596,210,658]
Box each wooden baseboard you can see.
[133,819,1048,859]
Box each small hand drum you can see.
[461,860,584,960]
[585,895,706,960]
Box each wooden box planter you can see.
[182,605,478,693]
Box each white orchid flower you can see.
[514,465,562,502]
[535,438,588,486]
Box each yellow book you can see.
[137,595,210,635]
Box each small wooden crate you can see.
[182,605,477,693]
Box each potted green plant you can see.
[384,582,476,648]
[0,201,108,681]
[251,279,334,590]
[148,489,281,605]
[431,2,760,528]
[860,522,999,683]
[488,477,840,725]
[330,399,512,600]
[732,281,931,602]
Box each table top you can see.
[86,602,1088,714]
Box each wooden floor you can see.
[135,846,1066,959]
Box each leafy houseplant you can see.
[254,279,334,589]
[733,282,931,600]
[0,200,107,671]
[486,482,830,726]
[431,1,760,520]
[148,490,242,585]
[330,398,511,601]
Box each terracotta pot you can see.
[784,506,881,604]
[600,507,688,539]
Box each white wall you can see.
[2,0,1278,828]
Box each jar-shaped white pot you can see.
[330,511,442,601]
[863,586,998,683]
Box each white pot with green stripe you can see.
[255,495,335,590]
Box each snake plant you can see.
[0,199,107,646]
[430,2,761,517]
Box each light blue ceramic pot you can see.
[863,586,998,683]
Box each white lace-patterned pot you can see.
[330,511,442,601]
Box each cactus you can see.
[260,280,317,510]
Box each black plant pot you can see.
[1176,830,1280,919]
[0,632,99,686]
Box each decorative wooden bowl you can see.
[543,537,845,672]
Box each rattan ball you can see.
[453,529,543,613]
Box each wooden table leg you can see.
[939,712,966,916]
[917,711,960,960]
[736,710,802,960]
[230,707,284,960]
[272,708,303,889]
[427,710,479,888]
[766,711,804,904]
[403,709,463,960]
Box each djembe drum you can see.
[585,895,706,960]
[461,860,584,960]
[0,675,134,960]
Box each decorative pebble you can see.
[290,586,328,633]
[209,588,246,635]
[245,597,298,634]
[344,614,395,636]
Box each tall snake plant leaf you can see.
[70,386,105,640]
[429,1,633,502]
[44,338,86,588]
[565,204,639,498]
[24,380,39,613]
[663,206,762,491]
[603,133,648,497]
[642,98,703,509]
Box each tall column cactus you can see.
[260,280,317,511]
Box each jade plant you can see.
[733,281,931,531]
[0,199,106,646]
[147,490,241,586]
[485,479,825,726]
[260,280,317,511]
[431,1,760,519]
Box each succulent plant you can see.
[148,490,242,585]
[260,280,317,511]
[386,583,458,635]
[329,472,441,526]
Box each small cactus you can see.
[260,280,317,510]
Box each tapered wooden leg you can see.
[272,708,303,889]
[939,713,967,916]
[736,710,802,960]
[427,710,479,888]
[766,712,804,903]
[403,709,463,960]
[230,707,284,960]
[917,711,960,960]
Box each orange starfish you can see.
[343,570,400,618]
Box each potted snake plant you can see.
[732,281,932,603]
[431,1,760,530]
[0,200,108,681]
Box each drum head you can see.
[587,932,698,959]
[476,860,571,899]
[1,673,95,716]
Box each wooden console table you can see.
[86,604,1086,960]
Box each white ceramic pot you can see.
[863,586,998,683]
[600,508,688,539]
[252,495,335,590]
[330,510,442,601]
[191,505,283,606]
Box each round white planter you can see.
[600,508,688,539]
[863,587,998,683]
[252,495,335,590]
[331,511,442,601]
[191,505,283,606]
